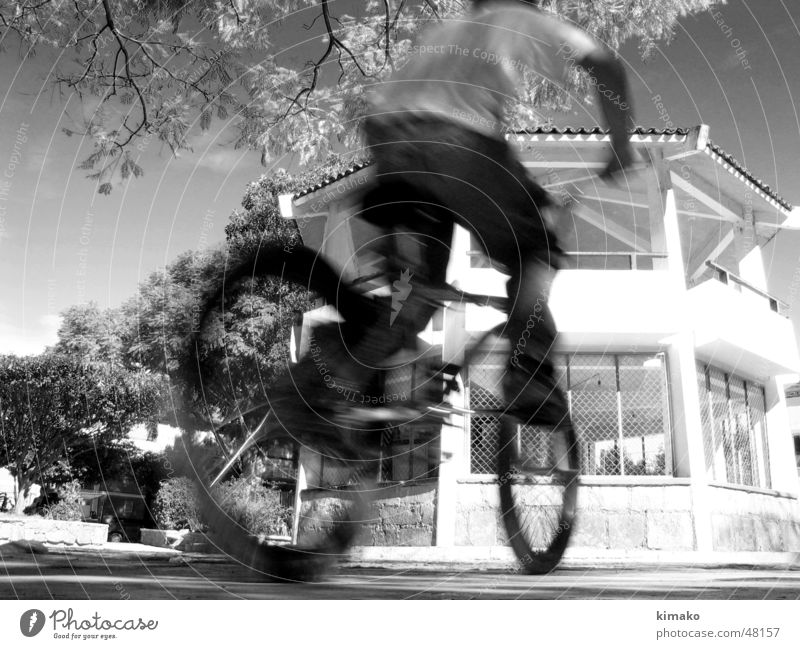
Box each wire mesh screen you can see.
[468,352,506,411]
[467,351,671,476]
[697,364,770,489]
[569,355,620,475]
[318,429,377,488]
[709,368,733,482]
[729,376,756,486]
[467,351,506,474]
[384,364,413,402]
[319,457,361,488]
[518,424,555,469]
[698,363,716,479]
[619,355,668,475]
[747,383,770,489]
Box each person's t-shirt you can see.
[368,5,601,136]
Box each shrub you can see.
[43,480,84,521]
[152,477,203,531]
[213,475,292,539]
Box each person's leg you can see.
[277,174,454,422]
[328,182,454,391]
[364,118,569,426]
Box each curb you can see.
[344,547,800,571]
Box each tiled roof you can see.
[294,161,371,199]
[293,126,791,210]
[705,140,792,211]
[512,126,691,137]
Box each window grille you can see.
[697,363,770,489]
[466,352,670,476]
[466,350,505,474]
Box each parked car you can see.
[80,490,153,543]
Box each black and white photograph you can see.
[1,0,799,644]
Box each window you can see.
[569,354,670,476]
[378,360,440,482]
[697,364,770,489]
[379,425,439,482]
[466,352,671,476]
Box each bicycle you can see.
[185,216,580,581]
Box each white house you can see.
[279,125,800,558]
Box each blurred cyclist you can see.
[275,0,638,439]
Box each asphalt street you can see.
[1,544,799,599]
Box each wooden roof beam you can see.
[571,202,650,252]
[687,228,735,283]
[670,171,740,223]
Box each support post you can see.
[648,155,713,551]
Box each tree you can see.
[1,0,724,192]
[0,354,161,513]
[52,302,125,364]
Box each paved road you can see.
[1,545,799,599]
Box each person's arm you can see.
[579,49,638,181]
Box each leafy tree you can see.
[119,164,341,440]
[1,0,724,192]
[0,354,161,514]
[52,302,125,364]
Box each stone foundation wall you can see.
[455,480,800,552]
[455,482,505,546]
[708,486,800,551]
[455,480,697,551]
[300,482,436,547]
[571,484,695,551]
[0,515,107,547]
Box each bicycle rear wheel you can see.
[186,244,380,581]
[462,325,579,574]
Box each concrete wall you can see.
[300,482,436,547]
[0,515,108,547]
[451,480,800,553]
[454,480,696,551]
[571,483,696,552]
[707,485,800,552]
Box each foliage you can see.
[0,354,162,514]
[116,162,348,435]
[152,476,203,531]
[42,480,85,522]
[1,0,725,192]
[213,475,291,539]
[52,303,125,364]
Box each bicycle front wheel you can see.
[185,244,380,581]
[497,419,578,574]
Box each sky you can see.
[1,0,800,355]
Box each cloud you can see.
[0,313,62,356]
